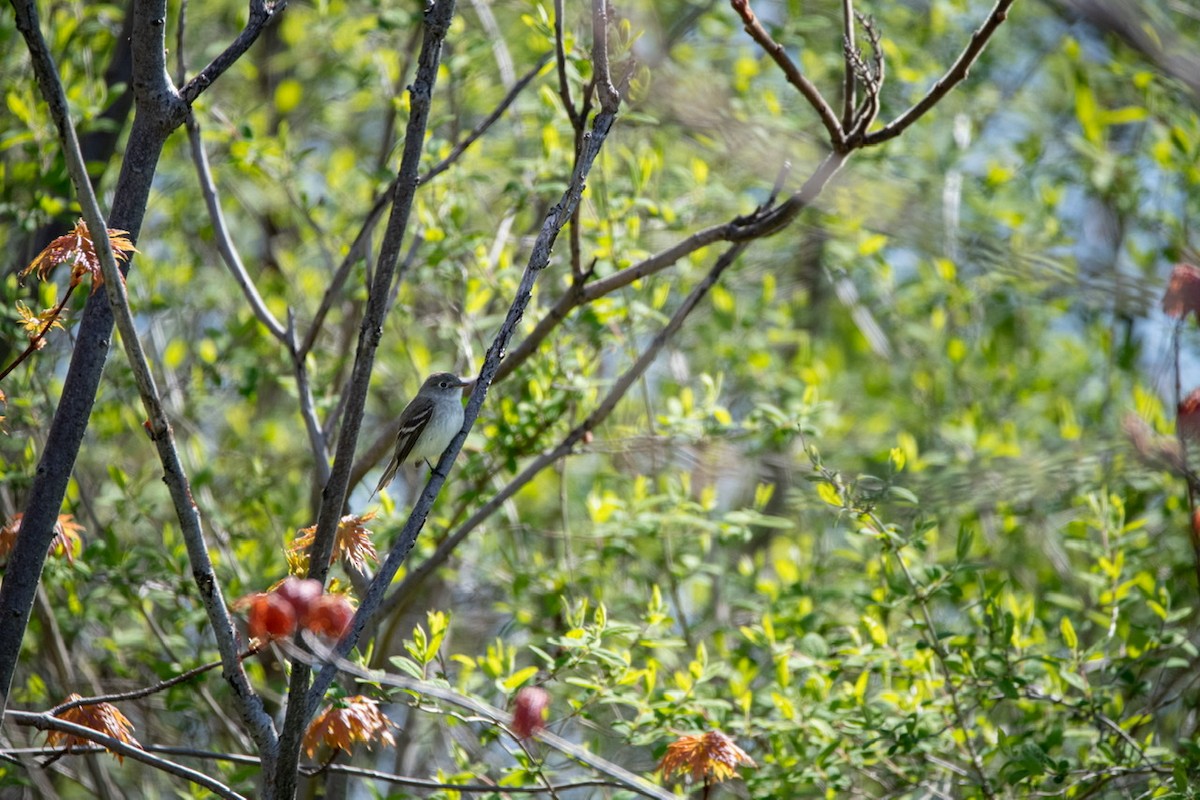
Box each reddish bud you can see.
[247,593,297,640]
[511,686,550,739]
[1163,263,1200,322]
[304,594,355,638]
[1179,388,1200,442]
[275,577,324,623]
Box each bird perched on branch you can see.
[371,372,473,498]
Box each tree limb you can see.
[862,0,1016,145]
[7,710,246,800]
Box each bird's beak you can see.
[457,376,476,391]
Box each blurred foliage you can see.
[2,0,1200,797]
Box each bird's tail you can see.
[371,457,400,500]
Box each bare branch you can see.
[422,53,553,183]
[180,0,287,104]
[730,0,845,149]
[862,0,1016,146]
[306,95,624,728]
[1,2,274,755]
[294,638,676,800]
[592,0,621,112]
[840,0,857,126]
[7,710,246,800]
[383,239,747,615]
[273,1,462,793]
[554,0,581,126]
[49,646,262,718]
[186,113,287,341]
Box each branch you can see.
[840,0,857,126]
[7,0,277,757]
[273,1,462,793]
[862,0,1016,146]
[6,710,245,800]
[185,113,287,341]
[553,0,580,126]
[422,53,552,183]
[293,638,676,800]
[49,645,261,718]
[591,0,621,112]
[498,150,846,382]
[0,283,78,383]
[180,0,287,104]
[306,90,623,724]
[383,241,748,615]
[730,0,845,149]
[300,52,548,363]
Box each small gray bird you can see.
[371,372,472,498]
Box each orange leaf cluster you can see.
[0,513,84,565]
[22,219,137,292]
[48,694,140,761]
[659,729,756,784]
[236,577,356,642]
[303,695,396,759]
[15,300,66,347]
[289,512,379,573]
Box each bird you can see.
[371,372,473,498]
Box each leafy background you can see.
[2,0,1200,797]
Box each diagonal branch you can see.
[186,113,287,341]
[307,93,623,726]
[383,241,748,617]
[180,0,287,104]
[7,710,245,800]
[0,1,277,752]
[730,0,845,149]
[293,637,675,799]
[862,0,1016,145]
[423,53,552,183]
[300,52,549,361]
[52,60,279,764]
[272,2,463,794]
[497,150,847,383]
[49,645,262,718]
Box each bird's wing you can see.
[395,395,435,465]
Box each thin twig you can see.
[7,710,246,800]
[300,52,548,363]
[186,113,287,341]
[497,150,846,383]
[840,0,857,126]
[180,0,287,104]
[382,242,748,617]
[862,0,1016,145]
[0,283,77,383]
[49,645,262,717]
[422,53,552,183]
[291,637,675,800]
[729,0,845,149]
[554,0,580,126]
[6,0,276,755]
